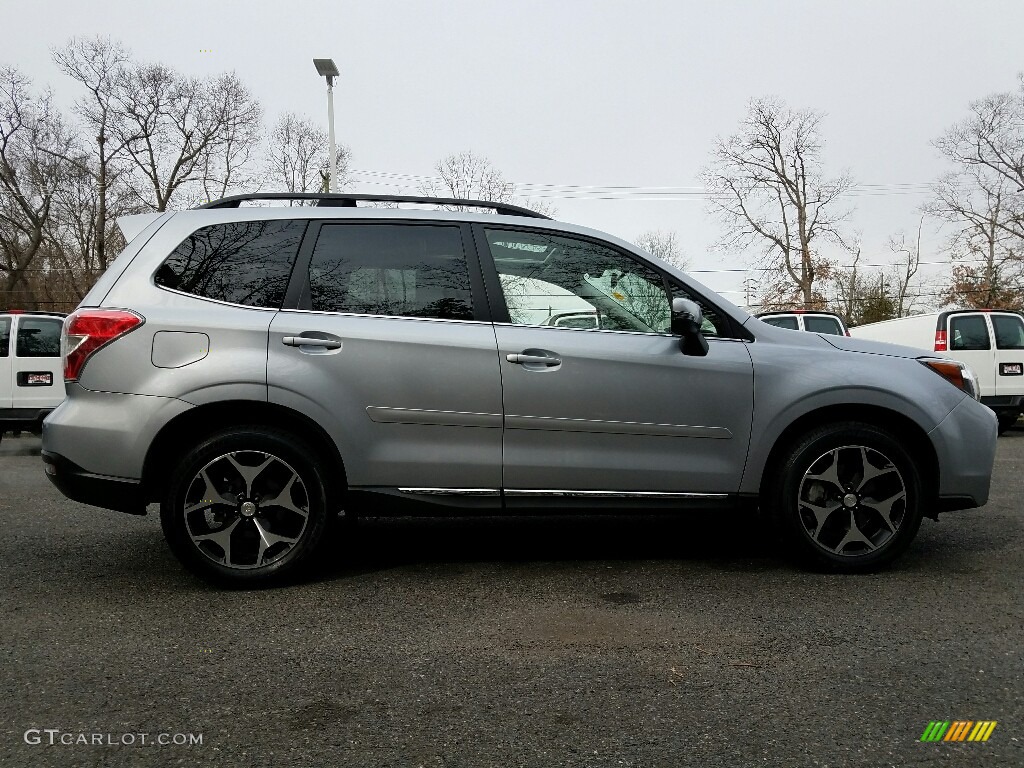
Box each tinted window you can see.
[155,220,306,308]
[949,315,991,350]
[16,317,62,358]
[306,224,473,320]
[0,318,9,357]
[992,314,1024,350]
[804,315,844,335]
[486,229,672,334]
[761,315,799,330]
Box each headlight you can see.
[920,358,981,400]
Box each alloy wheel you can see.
[797,444,908,557]
[182,450,310,570]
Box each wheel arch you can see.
[755,404,940,517]
[141,400,348,507]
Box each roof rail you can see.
[195,193,550,219]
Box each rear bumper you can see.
[0,407,54,431]
[41,450,147,515]
[981,395,1024,414]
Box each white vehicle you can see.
[756,310,850,336]
[0,310,66,442]
[851,309,1024,434]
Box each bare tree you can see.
[634,230,690,270]
[703,97,854,308]
[930,81,1024,309]
[421,151,555,216]
[886,221,923,316]
[265,112,349,196]
[52,36,136,272]
[112,64,262,210]
[934,75,1024,241]
[0,68,79,308]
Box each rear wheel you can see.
[771,422,924,573]
[160,427,331,587]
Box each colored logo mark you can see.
[920,721,997,742]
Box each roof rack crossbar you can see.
[195,193,550,219]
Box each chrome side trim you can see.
[503,489,730,499]
[398,488,501,496]
[366,407,502,428]
[277,308,491,325]
[504,414,732,439]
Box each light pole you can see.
[313,58,340,193]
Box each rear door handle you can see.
[282,336,342,349]
[506,353,561,366]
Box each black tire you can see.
[997,413,1019,436]
[160,426,331,587]
[770,422,924,573]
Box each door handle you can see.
[506,353,561,366]
[282,336,342,349]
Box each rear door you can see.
[947,313,995,397]
[0,316,12,410]
[991,312,1024,396]
[11,315,64,410]
[267,220,502,496]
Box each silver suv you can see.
[41,193,998,585]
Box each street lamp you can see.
[313,58,340,193]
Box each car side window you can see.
[155,220,307,308]
[804,316,844,335]
[485,229,672,334]
[306,224,474,320]
[761,316,799,330]
[992,314,1024,350]
[0,318,9,357]
[15,318,62,358]
[949,315,991,350]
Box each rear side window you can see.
[155,220,306,308]
[15,317,62,358]
[0,318,9,357]
[305,224,473,320]
[804,315,844,335]
[992,314,1024,350]
[762,315,799,330]
[949,315,991,350]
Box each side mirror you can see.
[671,297,709,356]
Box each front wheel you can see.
[160,427,331,587]
[771,422,924,573]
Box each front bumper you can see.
[42,450,147,515]
[930,395,999,511]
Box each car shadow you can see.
[305,510,786,582]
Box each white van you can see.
[0,311,66,442]
[850,309,1024,434]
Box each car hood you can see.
[820,333,936,360]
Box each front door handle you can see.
[507,353,561,366]
[282,336,342,349]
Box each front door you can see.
[479,226,754,497]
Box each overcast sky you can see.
[6,0,1024,305]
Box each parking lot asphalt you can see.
[0,431,1022,768]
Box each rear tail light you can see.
[62,309,144,381]
[934,330,947,351]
